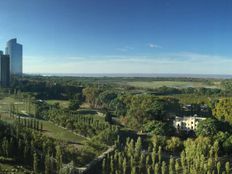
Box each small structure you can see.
[173,115,206,131]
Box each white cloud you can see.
[148,43,162,48]
[23,52,232,74]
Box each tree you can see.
[216,161,221,174]
[105,111,112,124]
[97,90,118,109]
[161,161,167,174]
[83,86,101,108]
[143,120,175,136]
[196,118,220,136]
[154,163,159,174]
[169,156,174,174]
[175,159,180,174]
[33,152,39,174]
[123,158,127,174]
[135,137,142,161]
[166,137,183,152]
[68,99,81,110]
[158,146,162,164]
[225,162,230,174]
[127,95,166,129]
[213,98,232,124]
[56,145,62,172]
[45,153,50,174]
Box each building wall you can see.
[174,116,206,131]
[5,38,23,75]
[0,55,10,87]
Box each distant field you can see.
[123,81,220,89]
[167,94,213,104]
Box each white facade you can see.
[173,115,206,131]
[5,38,23,75]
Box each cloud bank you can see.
[23,52,232,74]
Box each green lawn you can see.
[46,99,70,108]
[0,113,86,145]
[0,163,31,174]
[124,81,220,89]
[0,96,35,115]
[41,120,86,144]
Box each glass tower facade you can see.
[5,38,23,75]
[0,54,10,87]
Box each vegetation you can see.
[0,76,231,173]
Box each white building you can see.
[173,115,206,131]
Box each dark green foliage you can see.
[196,118,220,136]
[69,99,81,110]
[143,120,175,136]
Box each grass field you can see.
[166,94,213,104]
[0,163,31,174]
[124,81,220,89]
[0,96,35,115]
[0,113,86,145]
[46,99,70,108]
[41,120,86,144]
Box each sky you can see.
[0,0,232,74]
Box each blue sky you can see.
[0,0,232,74]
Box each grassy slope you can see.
[0,113,86,145]
[41,120,86,144]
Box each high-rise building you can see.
[0,54,10,87]
[5,38,23,75]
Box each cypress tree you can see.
[225,162,230,174]
[169,156,174,174]
[214,141,219,162]
[161,161,167,174]
[45,153,50,174]
[217,161,221,174]
[131,167,136,174]
[102,158,106,174]
[139,153,145,172]
[135,137,142,161]
[152,147,156,166]
[147,166,152,174]
[33,152,39,174]
[146,155,151,166]
[158,146,162,164]
[56,145,62,172]
[175,159,180,174]
[123,158,127,174]
[110,156,114,174]
[154,163,159,174]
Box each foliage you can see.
[213,98,232,124]
[143,120,175,136]
[196,118,220,136]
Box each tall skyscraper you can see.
[0,54,10,87]
[5,38,23,75]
